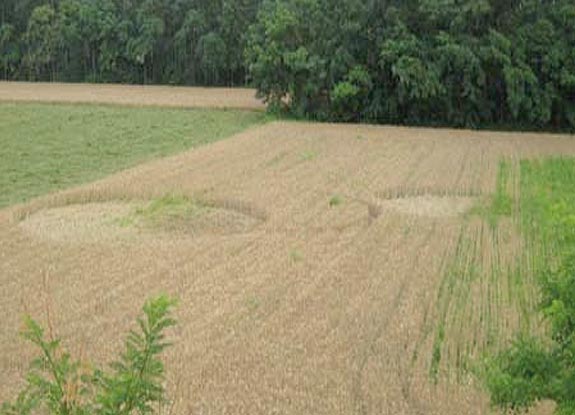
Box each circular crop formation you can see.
[376,195,475,218]
[18,196,265,244]
[370,190,477,219]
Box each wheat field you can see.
[1,117,574,413]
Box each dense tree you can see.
[25,4,59,81]
[0,0,264,86]
[0,23,19,79]
[247,0,575,130]
[246,0,367,118]
[0,0,574,130]
[485,159,575,414]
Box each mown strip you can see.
[0,103,268,208]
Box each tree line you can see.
[1,0,574,130]
[0,0,262,86]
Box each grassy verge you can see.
[0,102,268,208]
[428,158,575,383]
[520,158,575,268]
[483,159,575,413]
[470,159,513,229]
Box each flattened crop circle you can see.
[371,193,476,219]
[19,197,265,244]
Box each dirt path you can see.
[0,122,573,414]
[0,81,265,110]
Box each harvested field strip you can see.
[16,194,268,244]
[0,81,265,111]
[0,103,267,208]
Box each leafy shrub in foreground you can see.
[485,254,575,414]
[1,295,177,415]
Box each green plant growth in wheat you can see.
[1,295,177,415]
[429,230,474,382]
[471,160,514,229]
[329,195,343,207]
[300,151,318,162]
[429,323,446,383]
[492,161,513,217]
[289,248,304,263]
[118,195,208,229]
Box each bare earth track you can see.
[0,81,265,110]
[1,88,574,414]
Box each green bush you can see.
[1,295,177,415]
[485,255,575,414]
[246,0,575,130]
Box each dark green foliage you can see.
[246,0,575,130]
[1,0,574,130]
[1,316,93,415]
[246,0,366,119]
[95,296,177,415]
[0,0,264,86]
[485,337,559,412]
[485,159,575,414]
[485,257,575,414]
[331,66,372,122]
[1,295,177,415]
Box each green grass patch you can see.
[117,195,208,229]
[429,157,575,389]
[430,323,445,382]
[428,229,472,381]
[0,102,267,208]
[520,158,575,270]
[492,160,513,216]
[329,195,343,207]
[483,158,575,413]
[300,150,318,161]
[471,160,513,228]
[289,248,304,263]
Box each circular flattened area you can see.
[376,196,475,218]
[19,202,137,243]
[19,197,264,244]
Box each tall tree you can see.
[0,0,573,131]
[25,4,59,81]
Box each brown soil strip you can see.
[0,81,265,111]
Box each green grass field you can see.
[0,103,267,208]
[427,157,575,385]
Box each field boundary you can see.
[0,81,266,111]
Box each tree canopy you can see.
[0,0,262,86]
[247,0,575,130]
